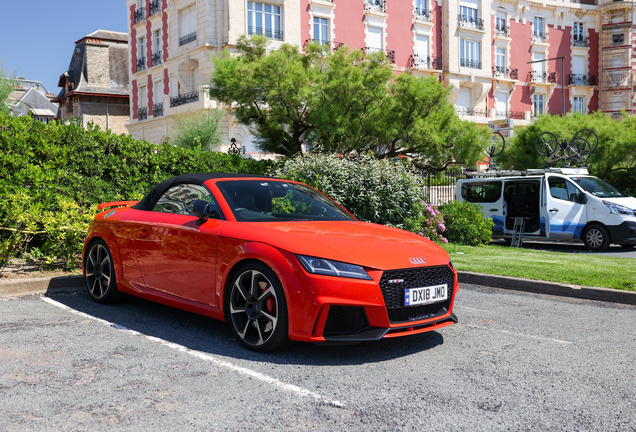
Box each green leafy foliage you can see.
[439,200,493,246]
[272,152,426,227]
[403,202,448,244]
[0,115,274,269]
[210,36,490,170]
[169,109,224,150]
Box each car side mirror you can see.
[191,199,216,224]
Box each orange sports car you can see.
[83,173,458,351]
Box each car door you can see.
[544,175,587,239]
[134,183,222,306]
[459,180,504,235]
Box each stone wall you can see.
[85,44,111,86]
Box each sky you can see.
[0,0,128,95]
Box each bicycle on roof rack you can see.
[534,129,598,168]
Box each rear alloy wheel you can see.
[84,240,121,303]
[582,225,611,252]
[228,263,290,352]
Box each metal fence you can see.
[420,168,465,206]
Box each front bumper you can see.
[607,221,636,245]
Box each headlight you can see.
[296,255,372,280]
[449,259,455,271]
[603,200,634,216]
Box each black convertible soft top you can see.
[131,172,275,211]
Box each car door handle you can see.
[489,208,498,212]
[549,208,559,212]
[138,229,150,238]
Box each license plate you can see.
[404,284,448,306]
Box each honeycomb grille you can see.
[379,266,455,323]
[323,306,370,335]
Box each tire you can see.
[227,262,291,352]
[582,225,611,252]
[84,240,122,303]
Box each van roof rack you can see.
[464,167,589,177]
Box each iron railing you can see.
[458,15,484,30]
[509,111,526,119]
[494,25,510,37]
[409,54,442,70]
[530,70,556,83]
[151,51,162,66]
[148,0,161,17]
[134,7,145,24]
[138,106,147,121]
[492,66,518,79]
[365,0,386,13]
[363,47,396,64]
[248,27,283,41]
[573,36,589,47]
[455,107,488,117]
[136,57,147,72]
[153,102,163,117]
[420,168,465,206]
[569,74,597,86]
[532,33,548,43]
[179,31,197,46]
[304,39,343,52]
[414,8,431,22]
[170,90,199,107]
[460,58,481,69]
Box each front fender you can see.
[83,222,124,285]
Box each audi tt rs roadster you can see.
[83,173,459,351]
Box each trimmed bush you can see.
[439,200,493,246]
[403,202,448,244]
[272,152,426,227]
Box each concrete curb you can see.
[458,271,636,306]
[0,275,85,297]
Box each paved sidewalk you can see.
[1,271,635,306]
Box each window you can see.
[496,48,505,68]
[139,86,147,108]
[460,38,481,68]
[548,178,583,203]
[367,26,383,51]
[180,5,196,38]
[459,5,477,21]
[533,17,544,36]
[461,181,502,203]
[573,22,584,41]
[533,94,544,116]
[496,16,505,31]
[154,29,161,53]
[573,96,584,114]
[154,80,163,104]
[139,36,146,60]
[247,2,282,40]
[612,33,624,45]
[154,184,218,216]
[415,0,427,12]
[313,17,329,44]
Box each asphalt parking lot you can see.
[1,284,635,431]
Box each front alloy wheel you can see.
[582,225,611,252]
[84,240,121,303]
[228,263,290,352]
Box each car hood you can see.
[219,221,450,270]
[601,196,636,210]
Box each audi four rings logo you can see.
[409,257,427,265]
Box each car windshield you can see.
[216,180,356,222]
[570,176,627,198]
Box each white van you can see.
[455,168,636,251]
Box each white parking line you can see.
[41,297,345,408]
[460,323,572,344]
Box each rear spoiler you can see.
[97,201,139,210]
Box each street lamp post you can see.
[527,56,566,117]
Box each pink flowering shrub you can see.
[405,201,448,244]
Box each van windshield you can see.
[570,177,626,198]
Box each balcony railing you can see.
[414,8,432,22]
[494,110,527,119]
[170,90,199,108]
[247,27,284,41]
[530,70,557,83]
[364,0,386,13]
[458,15,484,31]
[134,7,145,24]
[138,106,148,121]
[151,51,162,66]
[304,39,343,52]
[362,47,395,64]
[153,102,163,117]
[148,0,161,17]
[569,74,597,86]
[460,58,481,69]
[573,36,589,47]
[494,25,510,37]
[179,31,197,46]
[492,66,518,80]
[455,107,488,117]
[532,32,548,43]
[136,57,147,72]
[408,54,442,70]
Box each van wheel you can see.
[582,225,611,252]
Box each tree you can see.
[210,36,490,170]
[169,109,224,150]
[0,60,17,116]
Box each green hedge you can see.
[0,115,273,269]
